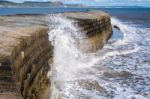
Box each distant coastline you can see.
[0,0,149,8]
[0,0,86,8]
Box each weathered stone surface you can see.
[0,11,112,99]
[63,11,112,52]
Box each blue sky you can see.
[6,0,150,7]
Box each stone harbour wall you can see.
[77,14,112,52]
[11,26,52,99]
[0,26,52,99]
[0,11,112,99]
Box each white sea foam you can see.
[48,14,93,99]
[47,15,150,99]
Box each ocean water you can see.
[0,8,150,27]
[46,8,150,99]
[0,8,88,15]
[0,8,149,99]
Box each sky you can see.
[5,0,150,7]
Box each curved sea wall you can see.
[64,11,112,52]
[0,11,112,99]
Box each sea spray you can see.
[47,14,92,99]
[96,17,140,61]
[95,18,150,99]
[47,15,150,99]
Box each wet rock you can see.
[103,71,133,78]
[78,79,106,93]
[113,25,120,30]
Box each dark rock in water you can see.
[113,25,120,30]
[103,71,133,78]
[77,79,107,93]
